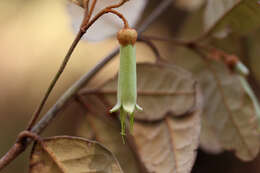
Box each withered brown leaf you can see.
[198,60,260,161]
[132,110,201,173]
[77,95,141,173]
[81,63,202,173]
[29,136,123,173]
[204,0,260,37]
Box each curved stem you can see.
[81,0,96,27]
[83,8,129,31]
[107,0,128,9]
[137,36,163,62]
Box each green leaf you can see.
[29,136,123,173]
[204,0,260,37]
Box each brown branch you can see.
[0,0,173,171]
[0,131,40,170]
[142,35,193,47]
[144,35,244,72]
[107,0,128,9]
[26,30,85,131]
[82,8,129,31]
[137,36,163,62]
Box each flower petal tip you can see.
[110,103,121,113]
[136,104,143,111]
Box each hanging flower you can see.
[110,28,142,137]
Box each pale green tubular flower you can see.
[110,28,142,139]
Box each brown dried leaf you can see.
[132,110,201,173]
[204,0,260,37]
[199,117,223,154]
[99,63,197,121]
[198,61,260,161]
[29,136,123,173]
[77,96,141,173]
[82,63,202,173]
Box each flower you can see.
[110,28,142,137]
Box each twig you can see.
[141,35,192,47]
[26,30,85,131]
[0,0,173,171]
[143,35,243,70]
[137,36,163,62]
[0,131,40,170]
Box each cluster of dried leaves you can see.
[17,0,260,173]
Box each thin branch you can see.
[0,131,40,170]
[137,36,163,62]
[83,0,90,10]
[107,0,128,9]
[144,35,244,71]
[83,8,129,31]
[26,30,85,131]
[81,0,91,28]
[0,0,172,171]
[89,0,97,15]
[141,35,192,47]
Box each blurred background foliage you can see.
[0,0,260,172]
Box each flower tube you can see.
[110,28,142,138]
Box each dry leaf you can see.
[77,95,141,173]
[83,63,202,173]
[204,0,260,37]
[29,136,123,173]
[199,117,223,154]
[132,110,201,173]
[67,0,147,41]
[198,61,260,161]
